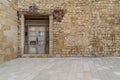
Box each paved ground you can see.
[0,57,120,80]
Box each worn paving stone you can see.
[0,57,120,80]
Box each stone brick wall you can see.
[0,0,18,63]
[18,0,120,57]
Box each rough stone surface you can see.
[0,0,18,63]
[18,0,120,57]
[0,0,120,61]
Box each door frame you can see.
[20,14,53,57]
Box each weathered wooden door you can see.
[28,26,47,54]
[24,15,49,55]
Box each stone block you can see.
[2,25,11,30]
[112,25,120,32]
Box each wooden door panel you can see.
[28,26,46,54]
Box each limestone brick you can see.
[3,0,120,57]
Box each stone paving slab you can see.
[0,57,120,80]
